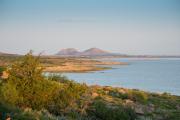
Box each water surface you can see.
[64,58,180,95]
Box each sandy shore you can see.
[43,60,127,73]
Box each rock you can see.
[92,92,99,98]
[103,86,112,91]
[176,104,180,109]
[134,105,145,115]
[135,108,144,115]
[134,104,155,115]
[1,71,8,79]
[118,89,127,94]
[125,99,134,105]
[148,104,155,112]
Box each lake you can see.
[64,58,180,96]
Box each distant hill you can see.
[0,52,6,55]
[56,48,116,56]
[0,52,12,56]
[55,48,180,58]
[0,52,19,56]
[56,48,80,56]
[82,48,109,56]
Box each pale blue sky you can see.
[0,0,180,55]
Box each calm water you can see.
[64,58,180,96]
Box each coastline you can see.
[43,58,128,73]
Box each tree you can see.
[0,51,87,116]
[1,51,48,108]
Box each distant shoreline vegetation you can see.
[0,52,128,73]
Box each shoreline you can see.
[89,85,180,97]
[43,59,128,73]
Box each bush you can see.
[0,52,62,110]
[109,89,129,100]
[0,66,6,77]
[165,111,180,120]
[47,74,71,83]
[0,102,58,120]
[48,80,87,115]
[88,100,136,120]
[1,81,22,105]
[128,90,148,103]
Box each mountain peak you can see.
[83,48,109,55]
[56,48,112,56]
[61,48,78,51]
[56,48,80,55]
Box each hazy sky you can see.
[0,0,180,55]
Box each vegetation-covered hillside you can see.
[0,52,180,120]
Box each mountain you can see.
[0,52,7,55]
[81,48,110,56]
[0,52,17,56]
[56,48,80,56]
[56,48,115,56]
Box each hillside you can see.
[56,48,115,56]
[0,51,18,56]
[82,48,110,56]
[56,48,80,56]
[0,52,11,56]
[55,48,180,58]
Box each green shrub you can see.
[109,89,129,99]
[0,51,62,110]
[128,90,148,103]
[48,81,87,115]
[0,102,58,120]
[88,100,136,120]
[165,111,180,120]
[47,74,70,83]
[0,66,6,78]
[0,66,5,74]
[1,81,22,105]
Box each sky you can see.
[0,0,180,55]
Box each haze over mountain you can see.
[0,52,18,56]
[0,52,5,55]
[0,52,12,55]
[82,48,110,56]
[55,48,180,57]
[56,48,115,56]
[56,48,80,56]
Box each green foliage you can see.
[1,80,22,105]
[1,51,46,108]
[108,89,148,104]
[0,102,58,120]
[0,66,5,76]
[88,100,136,120]
[109,89,129,100]
[0,51,89,119]
[128,90,148,103]
[148,93,179,109]
[48,78,87,115]
[47,73,70,83]
[164,111,180,120]
[1,52,62,110]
